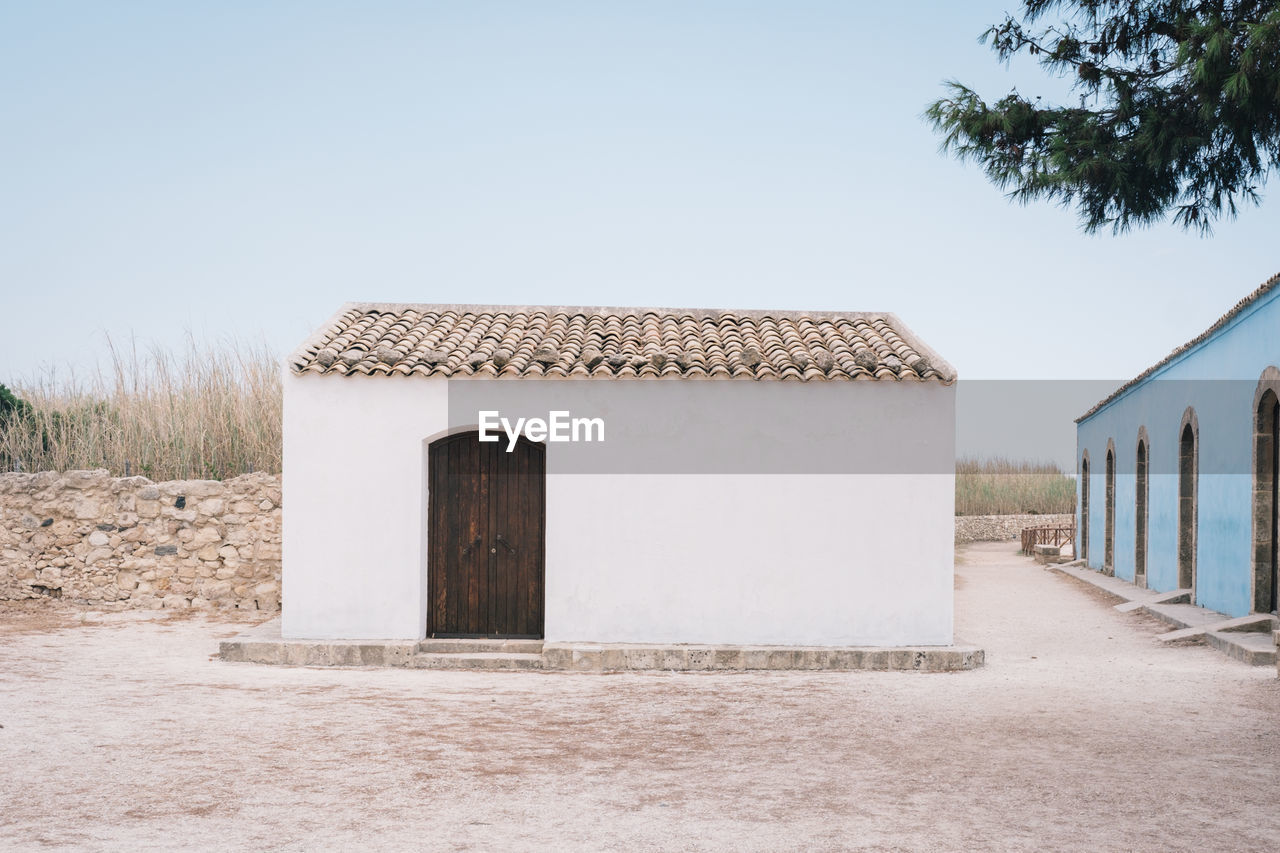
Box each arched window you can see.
[1135,428,1149,588]
[1080,451,1090,564]
[1253,368,1280,613]
[1104,441,1116,573]
[1178,409,1198,595]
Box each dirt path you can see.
[2,542,1279,852]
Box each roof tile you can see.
[291,304,956,383]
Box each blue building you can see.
[1076,272,1280,618]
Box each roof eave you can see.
[1075,269,1280,424]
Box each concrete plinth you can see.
[219,620,985,672]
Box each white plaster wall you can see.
[281,374,447,639]
[544,472,954,645]
[282,373,955,645]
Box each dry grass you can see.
[1,351,1078,504]
[0,336,281,481]
[955,456,1076,516]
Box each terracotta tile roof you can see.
[290,304,956,382]
[1077,270,1280,422]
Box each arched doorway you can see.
[1178,412,1198,594]
[1080,451,1090,564]
[1135,430,1149,588]
[427,430,546,637]
[1255,385,1280,614]
[1104,442,1115,574]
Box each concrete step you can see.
[1144,602,1227,631]
[218,619,982,672]
[1205,631,1277,666]
[1156,625,1210,645]
[1215,613,1277,633]
[1155,614,1274,645]
[410,651,545,671]
[1051,564,1142,603]
[1049,565,1277,667]
[1032,544,1070,565]
[1115,589,1192,613]
[416,638,544,655]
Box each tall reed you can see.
[955,456,1076,516]
[0,336,281,481]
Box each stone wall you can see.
[0,470,280,611]
[0,472,1068,609]
[954,513,1074,545]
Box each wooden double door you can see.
[427,431,545,637]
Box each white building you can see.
[282,304,957,648]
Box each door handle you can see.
[495,534,516,555]
[461,535,482,556]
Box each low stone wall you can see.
[0,470,281,611]
[0,474,1065,608]
[955,513,1074,544]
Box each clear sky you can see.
[3,1,1277,393]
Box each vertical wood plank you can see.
[487,435,500,634]
[514,438,526,636]
[535,441,546,636]
[426,430,545,638]
[427,441,438,634]
[499,436,512,634]
[447,435,461,634]
[449,436,461,633]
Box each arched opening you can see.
[1104,443,1115,574]
[1254,388,1280,614]
[1080,452,1090,564]
[427,430,546,638]
[1178,415,1197,594]
[1135,432,1149,588]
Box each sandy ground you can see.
[2,543,1279,852]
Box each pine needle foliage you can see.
[927,1,1280,233]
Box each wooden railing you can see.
[1021,523,1076,556]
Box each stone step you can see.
[540,643,985,672]
[1144,601,1226,631]
[1205,631,1277,666]
[1051,563,1139,603]
[1155,613,1273,644]
[1156,625,1210,645]
[1032,544,1063,565]
[1027,561,1278,667]
[410,651,545,671]
[415,638,543,655]
[219,621,984,672]
[1214,613,1277,633]
[1115,588,1192,613]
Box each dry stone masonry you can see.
[0,470,280,611]
[954,513,1074,545]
